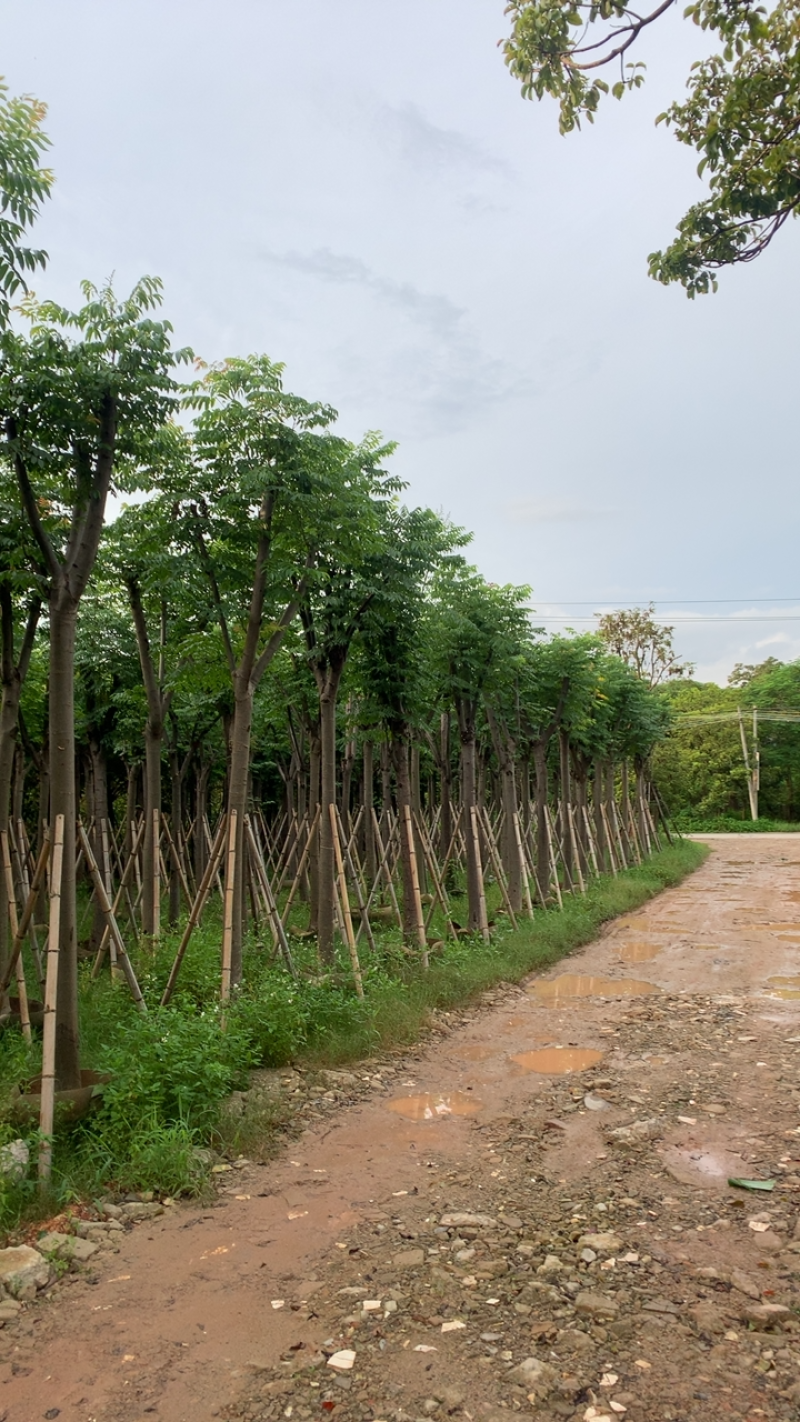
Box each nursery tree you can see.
[1,278,187,1087]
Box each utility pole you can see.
[738,707,759,822]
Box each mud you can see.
[3,833,800,1422]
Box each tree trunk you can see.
[0,669,22,983]
[559,729,573,882]
[49,594,81,1090]
[410,743,427,895]
[88,737,111,952]
[226,682,254,985]
[393,733,418,937]
[307,722,321,933]
[457,706,483,932]
[362,739,376,884]
[317,681,338,964]
[439,711,453,872]
[142,721,162,935]
[194,761,210,882]
[594,761,608,871]
[533,742,549,902]
[168,747,182,926]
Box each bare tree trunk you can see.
[439,712,453,871]
[380,740,392,815]
[410,743,427,895]
[559,729,573,882]
[317,677,340,964]
[393,733,417,937]
[533,741,550,902]
[194,761,210,882]
[308,722,321,933]
[50,595,81,1089]
[168,747,182,926]
[362,739,376,884]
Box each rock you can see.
[730,1268,762,1300]
[36,1232,100,1265]
[578,1233,622,1253]
[556,1329,594,1352]
[0,1245,50,1298]
[0,1139,28,1183]
[118,1202,164,1221]
[327,1349,356,1371]
[688,1302,728,1335]
[607,1118,660,1145]
[321,1070,358,1087]
[537,1255,564,1275]
[434,1386,465,1412]
[641,1297,681,1316]
[584,1094,612,1111]
[498,1213,523,1230]
[753,1231,783,1255]
[742,1303,791,1329]
[508,1356,557,1400]
[574,1292,619,1319]
[440,1212,497,1229]
[393,1249,426,1269]
[99,1201,122,1218]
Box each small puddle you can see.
[386,1091,483,1121]
[617,940,660,963]
[512,1047,603,1074]
[766,975,800,999]
[530,974,660,1003]
[454,1043,495,1062]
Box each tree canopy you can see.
[502,0,800,294]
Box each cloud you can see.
[374,100,511,180]
[262,247,528,435]
[505,499,616,524]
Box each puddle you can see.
[766,975,800,999]
[386,1092,483,1121]
[530,974,660,1003]
[512,1047,603,1074]
[454,1044,495,1062]
[617,941,660,963]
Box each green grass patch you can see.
[0,839,706,1234]
[674,812,800,833]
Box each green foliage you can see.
[502,0,800,293]
[0,80,52,328]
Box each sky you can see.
[3,0,799,684]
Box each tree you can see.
[0,80,52,328]
[502,0,800,294]
[595,604,693,687]
[1,278,187,1088]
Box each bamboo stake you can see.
[280,806,321,927]
[414,811,459,939]
[162,816,192,907]
[512,810,535,918]
[92,820,146,978]
[220,810,238,1003]
[39,814,64,1186]
[543,807,564,908]
[330,803,364,998]
[401,803,428,968]
[15,818,44,985]
[599,804,619,876]
[0,831,31,1041]
[0,834,49,996]
[469,806,490,943]
[479,807,519,929]
[160,815,229,1006]
[582,805,601,877]
[244,816,298,979]
[335,808,378,956]
[566,804,586,894]
[78,826,147,1013]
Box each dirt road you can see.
[4,834,800,1422]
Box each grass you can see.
[0,838,707,1236]
[674,812,800,833]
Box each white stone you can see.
[0,1246,50,1297]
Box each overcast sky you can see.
[3,0,799,683]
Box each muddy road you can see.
[4,834,800,1422]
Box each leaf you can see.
[728,1177,776,1192]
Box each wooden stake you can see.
[479,807,519,930]
[39,814,64,1187]
[566,805,586,894]
[0,833,49,996]
[160,815,228,1006]
[401,803,428,968]
[244,816,298,979]
[469,806,490,943]
[92,820,146,978]
[335,808,378,956]
[0,831,31,1041]
[220,809,238,1003]
[78,825,147,1013]
[330,803,364,998]
[543,807,564,909]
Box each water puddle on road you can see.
[454,1043,495,1062]
[512,1047,603,1074]
[386,1091,483,1121]
[617,940,661,963]
[766,975,800,1000]
[530,974,660,1004]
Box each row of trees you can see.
[0,78,673,1096]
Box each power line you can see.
[533,615,800,624]
[539,598,800,606]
